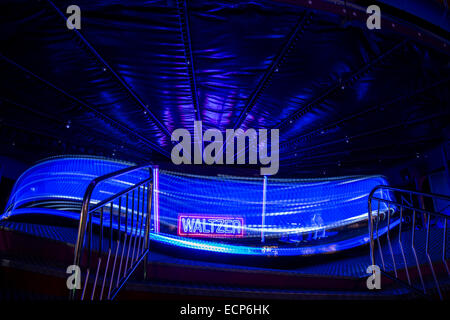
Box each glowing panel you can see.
[1,156,398,256]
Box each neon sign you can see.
[177,214,245,238]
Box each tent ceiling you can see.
[0,0,449,175]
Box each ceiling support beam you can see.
[283,155,413,172]
[0,54,170,159]
[0,121,133,160]
[176,0,202,123]
[45,0,172,139]
[232,11,314,130]
[281,111,447,162]
[272,0,450,53]
[275,40,407,131]
[282,136,443,167]
[0,97,149,158]
[280,76,450,150]
[235,38,405,162]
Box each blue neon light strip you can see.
[156,171,393,238]
[150,218,400,256]
[1,156,397,256]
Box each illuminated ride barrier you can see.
[1,156,398,257]
[368,186,450,300]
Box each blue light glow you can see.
[2,156,398,256]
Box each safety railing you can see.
[368,186,450,300]
[70,164,154,300]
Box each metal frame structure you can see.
[71,164,154,300]
[46,0,173,140]
[0,54,170,159]
[368,186,450,300]
[177,0,202,123]
[280,77,450,152]
[232,11,314,131]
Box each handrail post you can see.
[368,185,449,300]
[368,195,375,267]
[367,186,383,272]
[152,166,160,234]
[144,181,153,280]
[261,176,267,243]
[71,181,97,300]
[71,163,154,300]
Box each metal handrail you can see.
[368,185,450,300]
[71,163,154,300]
